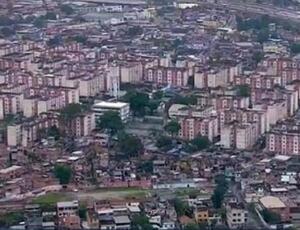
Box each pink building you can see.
[144,66,189,87]
[266,131,300,155]
[178,116,218,141]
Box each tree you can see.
[79,205,87,220]
[47,36,61,47]
[236,85,251,97]
[173,95,197,105]
[261,209,281,224]
[54,164,72,185]
[60,103,84,120]
[123,90,149,117]
[256,29,269,43]
[184,223,200,230]
[48,126,60,140]
[33,16,46,28]
[0,27,15,38]
[252,51,264,65]
[45,12,57,20]
[152,90,163,100]
[211,174,228,209]
[156,135,173,151]
[137,160,153,174]
[291,43,300,54]
[126,26,143,37]
[0,212,24,227]
[71,35,87,44]
[147,100,160,115]
[97,111,123,135]
[60,4,74,15]
[0,16,13,26]
[131,214,153,230]
[187,76,194,87]
[190,136,210,151]
[118,132,143,158]
[173,198,192,217]
[164,120,181,137]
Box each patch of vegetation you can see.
[0,212,24,227]
[54,164,72,185]
[32,193,72,211]
[236,84,251,97]
[211,174,228,209]
[261,208,281,224]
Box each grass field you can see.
[32,193,73,208]
[76,187,151,200]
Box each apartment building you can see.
[64,112,96,137]
[236,122,259,150]
[178,116,218,141]
[194,68,229,88]
[266,130,300,155]
[7,113,59,147]
[226,203,248,229]
[93,101,130,122]
[168,104,214,119]
[220,122,259,150]
[219,109,268,135]
[144,66,189,87]
[0,93,24,119]
[120,62,143,83]
[57,200,79,217]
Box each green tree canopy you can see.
[60,103,84,120]
[0,212,24,227]
[0,27,15,38]
[97,110,123,135]
[131,214,153,230]
[261,209,281,224]
[211,174,228,209]
[236,84,251,97]
[126,26,143,37]
[152,90,164,100]
[47,126,61,140]
[184,223,201,230]
[45,11,57,20]
[291,43,300,54]
[54,164,72,185]
[47,36,61,47]
[71,35,87,44]
[33,16,46,28]
[123,90,150,117]
[190,136,211,151]
[156,135,173,151]
[164,120,181,137]
[173,198,192,217]
[60,4,74,15]
[0,16,14,26]
[137,160,153,174]
[173,95,197,105]
[118,132,143,157]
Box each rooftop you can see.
[93,101,129,109]
[260,196,286,209]
[0,165,22,174]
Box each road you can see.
[199,0,300,23]
[226,1,300,22]
[80,0,146,5]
